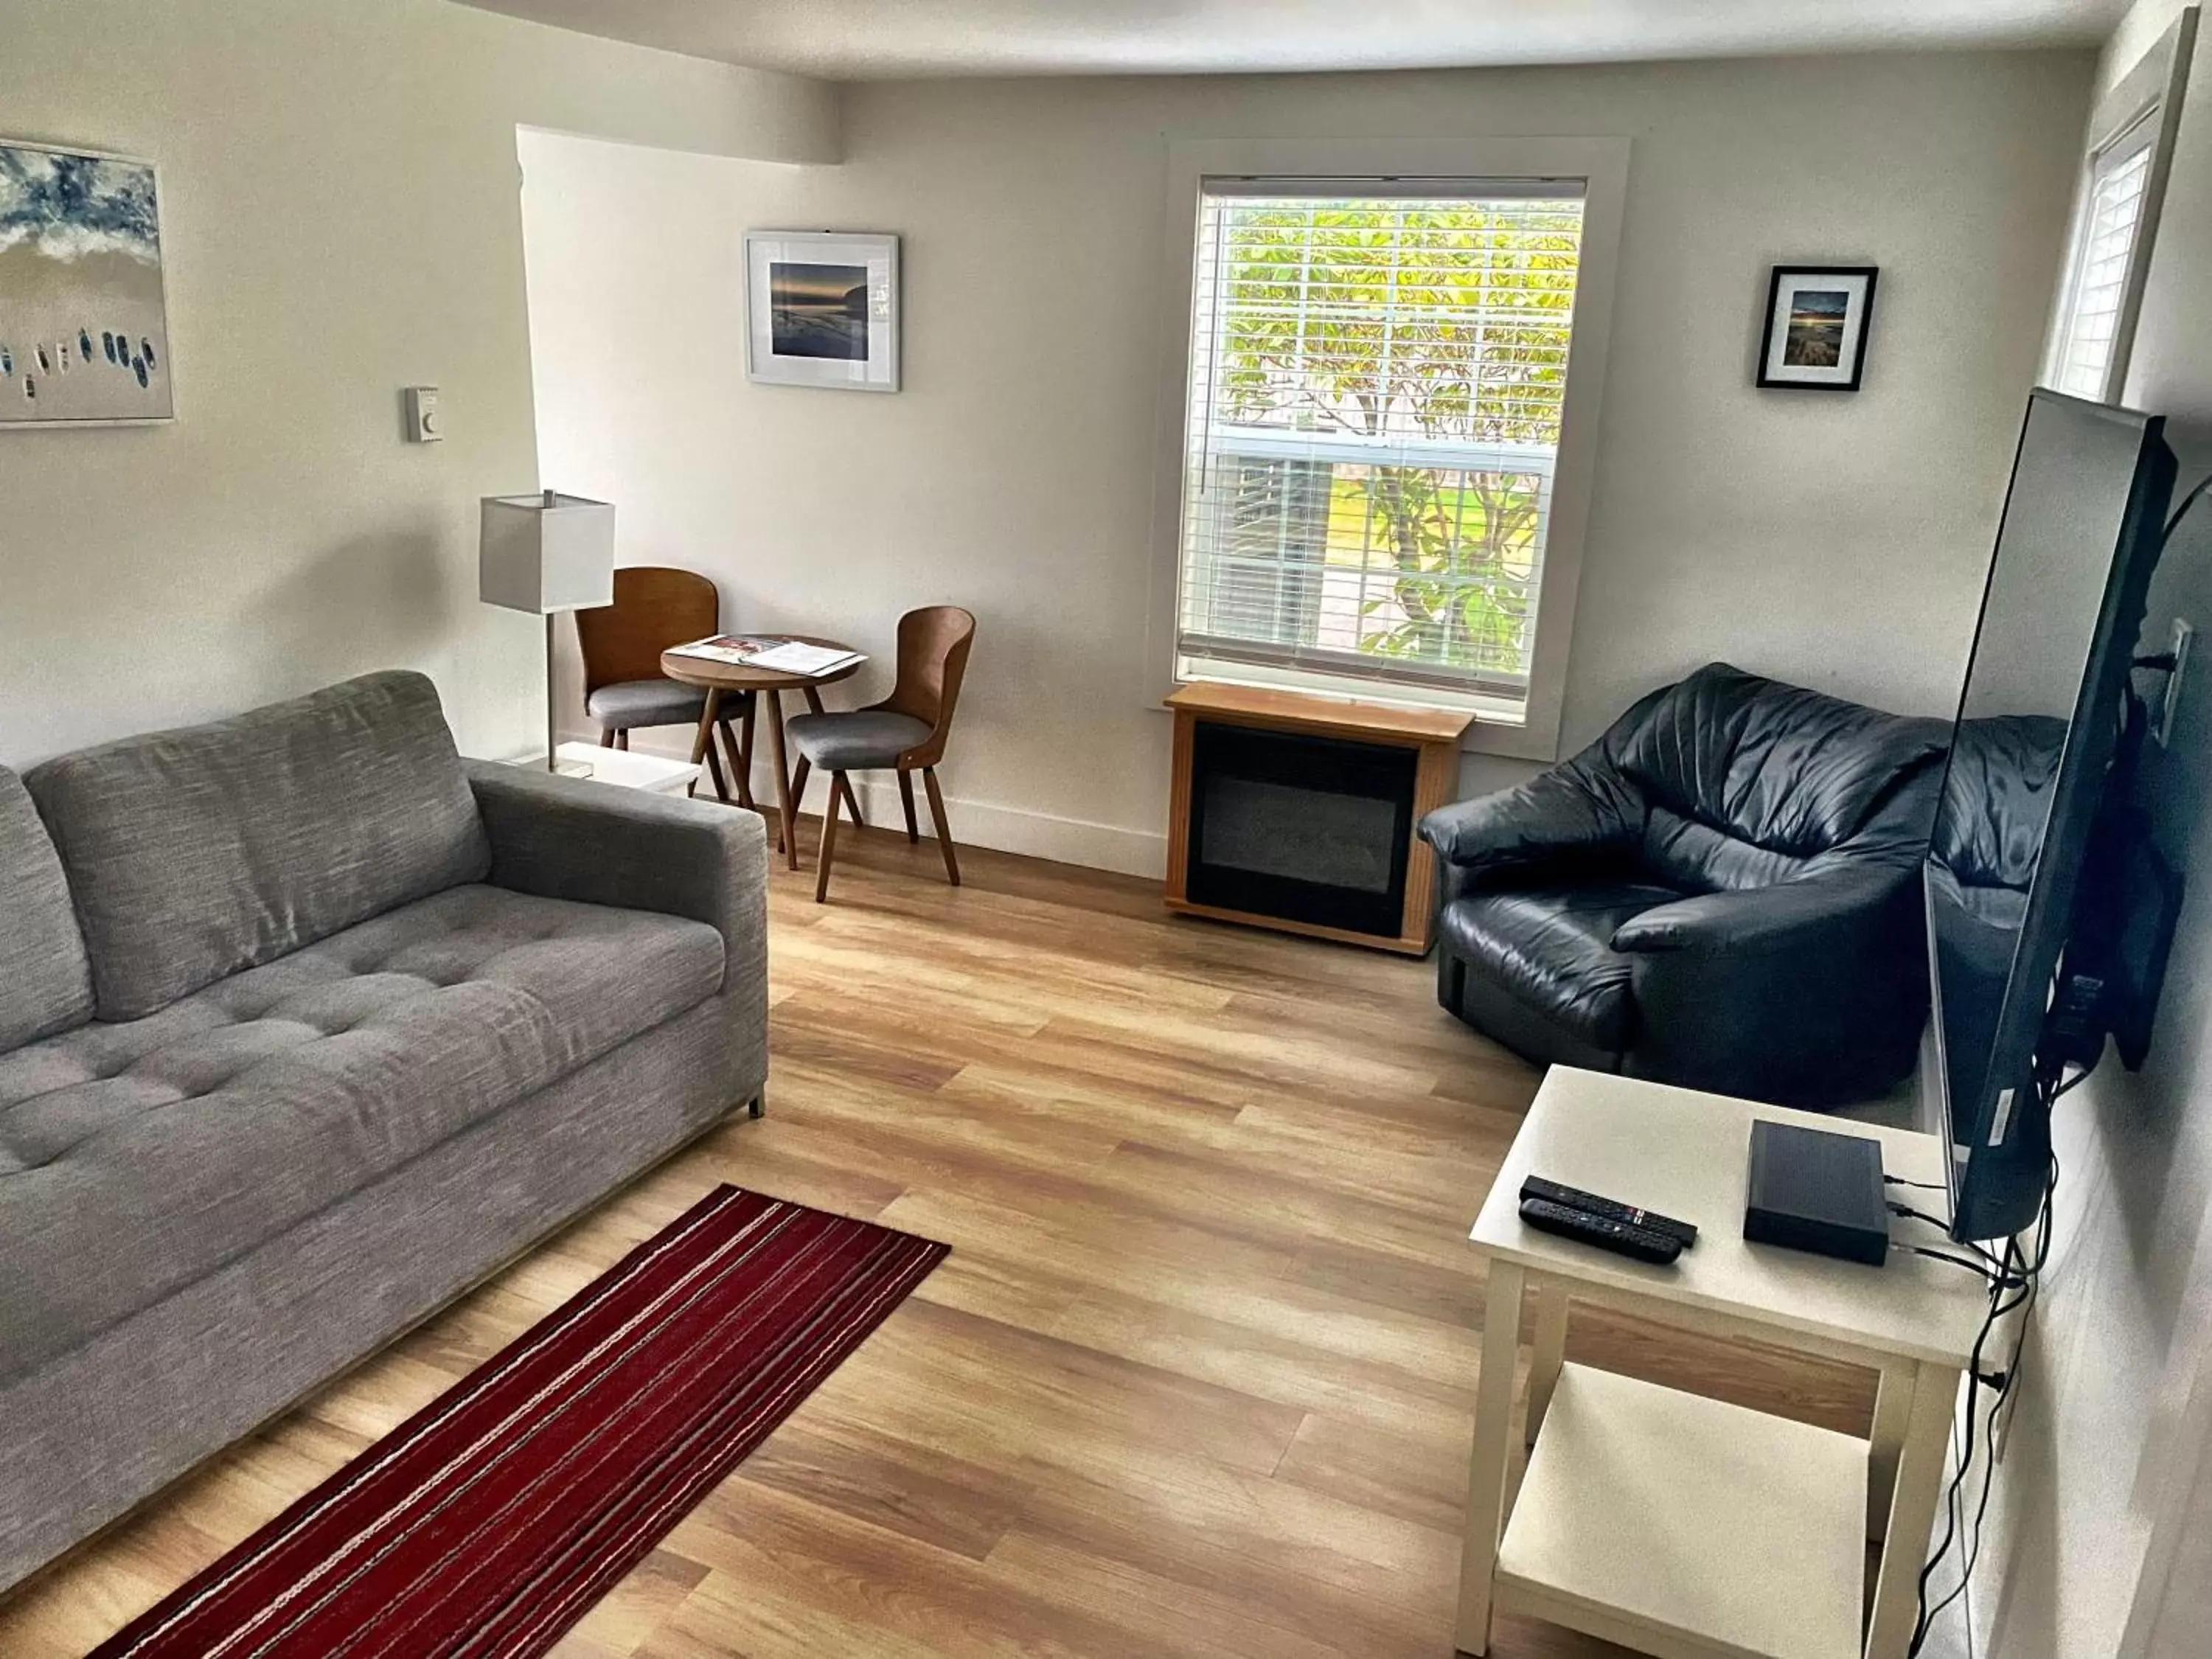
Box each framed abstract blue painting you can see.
[1,139,175,428]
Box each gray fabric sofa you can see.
[0,670,768,1592]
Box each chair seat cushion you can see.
[786,710,931,771]
[585,679,714,730]
[1439,882,1680,1051]
[0,884,725,1382]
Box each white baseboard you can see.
[591,730,1167,880]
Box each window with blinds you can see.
[1174,178,1586,716]
[2051,114,2157,402]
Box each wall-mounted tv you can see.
[1921,390,2176,1243]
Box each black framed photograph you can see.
[1756,265,1878,391]
[744,230,900,392]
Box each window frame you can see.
[1146,138,1630,763]
[2044,8,2197,406]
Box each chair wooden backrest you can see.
[869,605,976,768]
[575,568,720,696]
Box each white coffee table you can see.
[1456,1067,1992,1659]
[512,742,701,797]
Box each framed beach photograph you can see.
[1757,265,1878,392]
[745,230,900,392]
[1,139,175,428]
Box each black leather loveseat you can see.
[1419,664,1950,1109]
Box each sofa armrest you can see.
[1608,858,1928,1107]
[464,762,768,975]
[1419,764,1644,882]
[1609,860,1917,956]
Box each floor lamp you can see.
[479,490,616,775]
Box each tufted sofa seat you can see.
[0,671,768,1592]
[0,885,723,1383]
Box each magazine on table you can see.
[667,636,866,676]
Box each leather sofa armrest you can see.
[1609,860,1918,955]
[1608,858,1929,1108]
[1419,764,1644,881]
[464,762,768,979]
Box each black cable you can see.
[1891,1208,2012,1279]
[1885,1174,1947,1192]
[1921,1195,2052,1640]
[2163,472,2212,544]
[1921,1243,2037,1638]
[1911,1265,2010,1651]
[1902,1244,2025,1286]
[1910,1144,2062,1652]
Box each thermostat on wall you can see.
[404,386,442,443]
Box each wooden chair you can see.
[785,606,976,903]
[575,567,753,801]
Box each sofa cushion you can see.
[1608,664,1947,864]
[24,671,493,1021]
[1439,881,1680,1052]
[0,884,724,1381]
[0,769,94,1051]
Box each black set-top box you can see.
[1744,1120,1892,1267]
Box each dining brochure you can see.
[668,636,866,677]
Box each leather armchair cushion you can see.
[1439,881,1680,1052]
[1607,664,1948,870]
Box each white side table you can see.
[510,742,702,797]
[1457,1068,1991,1659]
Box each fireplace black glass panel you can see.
[1186,720,1416,936]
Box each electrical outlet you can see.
[2157,618,2193,747]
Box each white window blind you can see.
[2052,114,2157,401]
[1175,178,1586,714]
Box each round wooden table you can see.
[661,637,865,871]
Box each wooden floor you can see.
[0,818,1877,1658]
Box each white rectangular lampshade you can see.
[479,492,616,615]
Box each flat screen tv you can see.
[1922,389,2175,1243]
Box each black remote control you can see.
[1521,1176,1699,1248]
[1518,1197,1685,1265]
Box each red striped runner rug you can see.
[91,1186,946,1659]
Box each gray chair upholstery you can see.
[585,678,712,731]
[785,709,931,771]
[0,670,769,1593]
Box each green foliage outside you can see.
[1214,201,1581,675]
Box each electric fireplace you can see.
[1164,684,1471,953]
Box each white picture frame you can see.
[1,137,176,429]
[744,230,900,393]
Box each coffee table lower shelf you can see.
[1497,1363,1868,1659]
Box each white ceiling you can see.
[458,0,2125,81]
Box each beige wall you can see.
[0,0,835,768]
[521,50,2090,875]
[1964,6,2212,1658]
